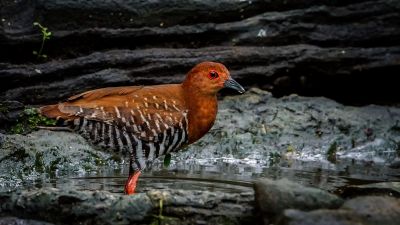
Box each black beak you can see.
[224,78,245,94]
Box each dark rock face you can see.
[1,0,399,105]
[281,209,363,225]
[0,188,255,225]
[341,182,400,198]
[0,217,54,225]
[254,178,343,224]
[1,45,399,105]
[175,88,400,174]
[341,196,400,225]
[0,130,121,190]
[280,196,400,225]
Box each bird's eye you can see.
[208,70,219,80]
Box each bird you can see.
[39,61,245,195]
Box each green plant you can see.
[33,22,52,59]
[268,151,281,165]
[327,141,337,163]
[10,123,25,134]
[10,107,56,134]
[163,153,171,168]
[24,108,56,128]
[151,199,164,225]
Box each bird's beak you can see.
[224,78,245,94]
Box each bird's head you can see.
[183,61,245,96]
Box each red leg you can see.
[124,170,141,195]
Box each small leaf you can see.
[33,22,39,26]
[163,154,171,167]
[32,51,37,55]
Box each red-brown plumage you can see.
[40,61,245,194]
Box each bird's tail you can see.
[39,104,71,127]
[39,104,61,119]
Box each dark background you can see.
[1,0,399,106]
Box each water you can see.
[40,158,400,194]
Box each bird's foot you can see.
[124,170,141,195]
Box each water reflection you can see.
[40,158,400,194]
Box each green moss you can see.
[109,154,122,163]
[287,145,296,153]
[94,157,105,166]
[163,153,171,168]
[24,108,56,128]
[48,158,61,172]
[268,151,281,165]
[11,123,25,134]
[35,152,45,173]
[0,148,29,163]
[327,141,337,163]
[9,107,56,134]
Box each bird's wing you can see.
[66,86,144,102]
[40,86,189,164]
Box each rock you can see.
[1,45,399,105]
[1,0,398,52]
[147,190,255,225]
[279,209,362,225]
[0,0,399,105]
[279,196,400,225]
[342,196,400,225]
[1,89,400,191]
[172,88,400,182]
[0,130,121,191]
[254,178,343,224]
[388,159,400,169]
[340,182,400,198]
[0,101,24,133]
[0,217,54,225]
[0,188,153,225]
[0,188,255,225]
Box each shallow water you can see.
[38,158,400,194]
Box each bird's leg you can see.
[124,170,141,195]
[124,151,141,195]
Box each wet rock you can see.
[0,188,153,225]
[280,209,362,225]
[279,196,400,225]
[341,196,400,225]
[0,188,255,225]
[0,130,121,191]
[254,178,343,224]
[388,159,400,169]
[171,88,400,184]
[1,89,400,191]
[147,190,255,225]
[0,217,54,225]
[0,101,24,133]
[340,182,400,198]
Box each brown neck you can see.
[182,85,218,144]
